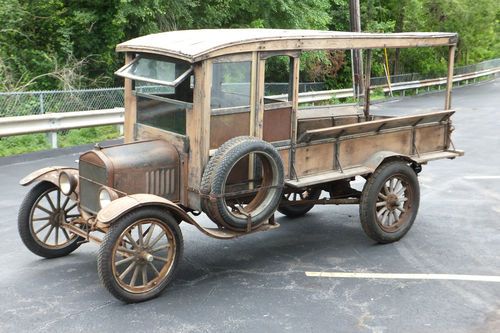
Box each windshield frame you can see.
[115,54,193,87]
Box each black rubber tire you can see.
[18,181,82,258]
[201,136,284,231]
[201,136,255,219]
[278,188,321,218]
[359,161,420,244]
[97,207,183,303]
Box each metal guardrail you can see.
[0,108,124,148]
[273,67,499,103]
[0,66,498,149]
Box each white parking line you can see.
[463,176,500,180]
[305,272,500,282]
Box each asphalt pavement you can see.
[0,79,499,333]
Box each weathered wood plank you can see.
[299,110,454,142]
[123,53,137,142]
[186,60,212,209]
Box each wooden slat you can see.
[297,104,360,119]
[286,166,373,188]
[413,150,464,163]
[299,110,455,142]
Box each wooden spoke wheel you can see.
[97,207,183,303]
[18,181,83,258]
[360,161,420,243]
[375,176,413,232]
[278,188,321,218]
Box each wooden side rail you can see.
[297,110,454,143]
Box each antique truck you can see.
[17,29,463,302]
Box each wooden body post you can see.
[445,45,456,110]
[123,53,137,142]
[186,60,212,209]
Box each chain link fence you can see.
[0,87,124,118]
[1,58,498,118]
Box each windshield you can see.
[119,54,193,135]
[116,55,192,87]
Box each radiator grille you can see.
[79,160,107,214]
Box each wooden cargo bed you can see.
[287,109,463,188]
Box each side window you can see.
[264,55,292,106]
[262,55,294,142]
[299,50,354,107]
[211,61,251,110]
[210,60,252,149]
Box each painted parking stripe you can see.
[305,272,500,282]
[463,176,500,180]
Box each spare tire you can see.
[201,136,284,231]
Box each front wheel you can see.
[18,181,83,258]
[359,161,420,243]
[97,207,183,303]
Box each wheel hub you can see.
[50,209,66,226]
[386,194,400,210]
[141,252,154,262]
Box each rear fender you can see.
[364,151,418,171]
[20,166,78,187]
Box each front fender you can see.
[20,166,78,187]
[96,194,191,226]
[96,194,272,240]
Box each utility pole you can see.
[349,0,364,100]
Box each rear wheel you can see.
[278,188,321,218]
[18,181,82,258]
[359,161,420,243]
[97,207,183,303]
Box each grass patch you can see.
[58,126,120,148]
[0,125,121,157]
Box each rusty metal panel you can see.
[339,130,412,168]
[415,124,446,153]
[79,140,181,213]
[263,107,292,142]
[210,112,250,149]
[295,143,335,177]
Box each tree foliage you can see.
[0,0,498,91]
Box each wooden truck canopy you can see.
[116,29,458,63]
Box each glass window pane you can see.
[211,61,251,109]
[136,95,186,135]
[117,55,191,86]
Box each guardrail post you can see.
[47,132,58,149]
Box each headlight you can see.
[59,171,77,195]
[99,187,118,209]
